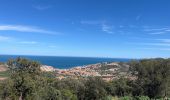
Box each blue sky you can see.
[0,0,170,58]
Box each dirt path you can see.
[0,77,7,80]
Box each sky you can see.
[0,0,170,58]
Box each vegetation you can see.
[0,70,10,77]
[0,58,170,100]
[130,58,170,98]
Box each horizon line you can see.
[0,53,137,59]
[1,53,169,59]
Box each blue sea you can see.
[0,55,131,69]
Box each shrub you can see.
[119,96,133,100]
[134,96,150,100]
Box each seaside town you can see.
[0,61,134,81]
[40,62,133,81]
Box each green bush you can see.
[119,96,150,100]
[0,71,10,77]
[134,96,150,100]
[119,96,133,100]
[103,95,113,100]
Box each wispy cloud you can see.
[144,27,169,31]
[141,43,170,46]
[138,47,170,51]
[165,29,170,32]
[80,20,115,34]
[0,25,59,35]
[127,38,170,48]
[102,24,114,34]
[156,39,170,43]
[128,42,170,47]
[48,45,57,48]
[149,32,166,35]
[80,20,103,25]
[0,36,11,41]
[33,5,51,10]
[143,27,170,35]
[136,15,141,21]
[131,38,170,51]
[19,41,38,44]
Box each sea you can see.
[0,55,131,69]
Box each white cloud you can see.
[165,29,170,32]
[143,27,170,35]
[144,28,169,31]
[135,43,170,46]
[80,20,115,34]
[0,25,58,35]
[157,48,170,51]
[0,36,11,41]
[19,41,38,44]
[128,25,138,28]
[48,45,57,48]
[138,47,170,51]
[80,20,103,25]
[156,39,170,43]
[33,5,51,10]
[128,38,170,47]
[102,24,114,34]
[146,43,170,46]
[149,32,166,35]
[119,25,124,28]
[136,15,141,21]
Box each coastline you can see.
[40,62,133,81]
[0,55,131,69]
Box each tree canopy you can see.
[0,57,170,100]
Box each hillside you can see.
[0,64,8,72]
[53,62,133,81]
[0,61,134,81]
[0,64,9,80]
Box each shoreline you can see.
[40,62,113,71]
[40,62,133,81]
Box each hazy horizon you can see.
[0,54,167,59]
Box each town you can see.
[40,62,133,81]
